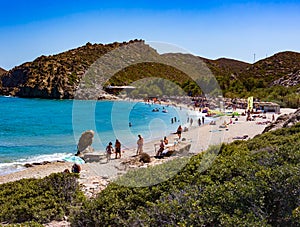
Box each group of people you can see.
[156,136,169,156]
[105,135,144,162]
[187,116,205,127]
[63,163,81,174]
[171,117,178,124]
[105,139,122,162]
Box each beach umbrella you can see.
[63,156,85,164]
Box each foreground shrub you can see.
[0,173,84,224]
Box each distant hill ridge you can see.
[240,51,300,83]
[201,57,251,74]
[0,40,299,103]
[201,51,300,87]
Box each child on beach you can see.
[106,142,114,162]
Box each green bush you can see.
[0,173,84,224]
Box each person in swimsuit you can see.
[115,139,121,159]
[177,125,182,139]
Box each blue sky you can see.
[0,0,300,69]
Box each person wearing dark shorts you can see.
[177,125,182,139]
[115,139,122,159]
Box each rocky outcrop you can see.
[271,70,300,87]
[263,109,300,133]
[77,130,95,154]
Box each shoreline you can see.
[0,107,296,188]
[0,99,183,176]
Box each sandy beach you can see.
[0,107,296,196]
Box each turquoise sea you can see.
[0,96,198,175]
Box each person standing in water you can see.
[136,134,144,155]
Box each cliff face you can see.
[0,40,143,99]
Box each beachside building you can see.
[105,85,135,94]
[255,102,281,113]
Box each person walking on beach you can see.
[202,116,205,124]
[106,142,114,163]
[177,125,182,140]
[198,118,201,126]
[136,134,144,155]
[115,139,122,159]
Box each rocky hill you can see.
[0,67,6,76]
[0,40,299,103]
[199,51,300,107]
[0,39,143,99]
[201,51,300,90]
[239,51,300,86]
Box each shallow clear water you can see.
[0,97,191,175]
